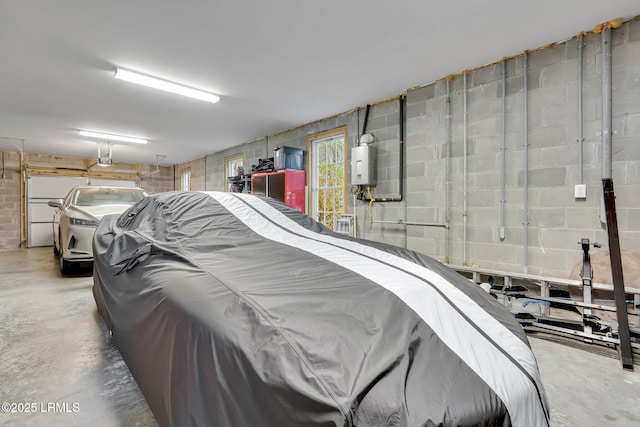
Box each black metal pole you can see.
[602,178,634,370]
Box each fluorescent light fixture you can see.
[114,68,220,104]
[78,130,148,144]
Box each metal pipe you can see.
[602,29,613,180]
[353,193,357,238]
[445,79,451,262]
[500,61,507,241]
[361,104,371,139]
[370,220,448,228]
[463,73,468,266]
[578,34,585,184]
[361,96,405,202]
[523,53,529,274]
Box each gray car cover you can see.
[92,191,550,427]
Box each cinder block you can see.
[468,81,498,103]
[405,163,426,179]
[469,150,500,169]
[407,175,435,192]
[407,237,442,257]
[426,96,446,114]
[528,207,567,228]
[405,145,429,162]
[619,231,640,251]
[540,61,574,88]
[468,98,501,122]
[473,137,500,153]
[408,84,435,102]
[372,125,399,142]
[528,125,567,148]
[471,64,500,86]
[566,206,602,229]
[529,44,565,70]
[615,84,640,115]
[539,146,579,167]
[467,190,501,208]
[528,247,568,276]
[468,118,497,138]
[407,102,426,119]
[630,19,640,42]
[612,184,640,208]
[624,113,640,137]
[370,100,399,118]
[530,85,567,109]
[466,207,501,225]
[469,242,518,264]
[518,167,567,188]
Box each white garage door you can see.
[27,175,137,247]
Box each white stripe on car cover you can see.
[205,191,549,427]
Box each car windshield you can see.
[73,188,147,207]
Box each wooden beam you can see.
[20,153,27,248]
[26,167,139,182]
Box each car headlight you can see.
[69,218,99,227]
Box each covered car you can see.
[92,191,550,427]
[48,185,148,274]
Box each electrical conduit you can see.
[463,72,468,266]
[500,61,507,241]
[523,52,529,274]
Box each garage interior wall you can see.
[177,18,640,279]
[3,19,637,279]
[0,150,174,249]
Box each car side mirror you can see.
[47,199,63,209]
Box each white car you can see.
[48,185,148,274]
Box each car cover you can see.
[92,191,550,427]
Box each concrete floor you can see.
[1,247,639,427]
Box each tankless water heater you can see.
[351,144,377,186]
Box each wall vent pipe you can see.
[445,80,451,263]
[578,34,585,184]
[463,73,468,266]
[500,61,507,241]
[601,28,613,180]
[523,53,530,274]
[361,104,371,141]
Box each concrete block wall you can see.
[201,140,269,191]
[179,109,362,212]
[0,152,22,249]
[178,18,640,280]
[404,19,640,278]
[139,165,174,194]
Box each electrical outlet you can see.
[574,184,587,199]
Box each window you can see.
[181,168,191,191]
[224,153,245,192]
[307,127,347,230]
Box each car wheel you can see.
[60,256,73,275]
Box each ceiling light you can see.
[78,130,148,144]
[114,68,220,104]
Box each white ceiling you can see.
[1,1,638,165]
